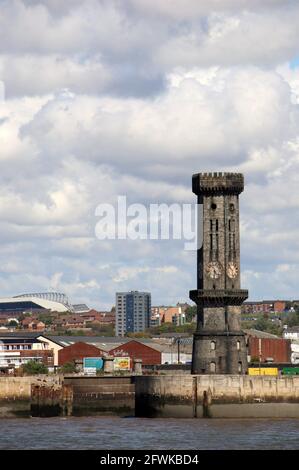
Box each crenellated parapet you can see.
[192,172,244,196]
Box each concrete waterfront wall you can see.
[0,375,135,418]
[135,374,299,418]
[3,373,299,419]
[63,376,135,416]
[31,383,73,417]
[0,375,63,417]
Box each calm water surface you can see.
[0,417,299,450]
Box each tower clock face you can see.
[206,261,223,279]
[227,261,238,279]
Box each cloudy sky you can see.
[0,0,299,309]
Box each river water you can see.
[0,417,299,449]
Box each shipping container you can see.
[282,367,299,375]
[248,367,278,376]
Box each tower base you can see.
[191,330,248,375]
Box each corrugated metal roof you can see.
[38,335,193,353]
[0,331,41,339]
[244,329,279,339]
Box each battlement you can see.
[192,172,244,195]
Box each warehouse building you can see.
[58,341,107,366]
[109,340,161,366]
[245,329,291,363]
[38,335,193,367]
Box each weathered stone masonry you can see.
[190,172,248,375]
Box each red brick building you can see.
[273,301,286,313]
[20,349,54,367]
[242,300,287,315]
[58,341,106,366]
[52,316,91,331]
[81,310,115,325]
[109,340,161,366]
[21,318,45,331]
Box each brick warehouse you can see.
[109,340,161,365]
[58,341,107,366]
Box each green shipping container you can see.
[282,367,299,375]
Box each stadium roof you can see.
[0,296,70,313]
[15,292,72,309]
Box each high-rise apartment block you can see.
[115,291,151,337]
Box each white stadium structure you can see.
[0,292,73,315]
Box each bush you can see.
[61,362,77,374]
[22,361,48,375]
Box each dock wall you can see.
[135,375,299,418]
[3,374,299,418]
[0,375,63,417]
[63,376,135,416]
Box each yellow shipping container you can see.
[248,367,278,376]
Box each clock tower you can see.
[190,172,248,374]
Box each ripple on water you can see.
[1,417,299,450]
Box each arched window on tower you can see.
[210,362,216,373]
[210,341,216,351]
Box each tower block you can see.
[190,172,248,374]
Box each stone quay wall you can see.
[0,375,63,417]
[3,373,299,418]
[135,375,299,418]
[63,376,135,416]
[0,375,135,417]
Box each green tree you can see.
[127,331,151,338]
[6,320,18,328]
[185,305,197,323]
[37,313,53,326]
[242,317,283,337]
[90,323,115,336]
[22,361,48,375]
[285,311,299,327]
[61,362,77,374]
[147,322,196,336]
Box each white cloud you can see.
[156,8,299,68]
[128,0,292,19]
[0,54,111,97]
[0,1,298,98]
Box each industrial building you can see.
[0,327,293,374]
[58,342,107,366]
[245,329,291,363]
[36,335,192,367]
[109,340,161,366]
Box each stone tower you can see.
[190,172,248,374]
